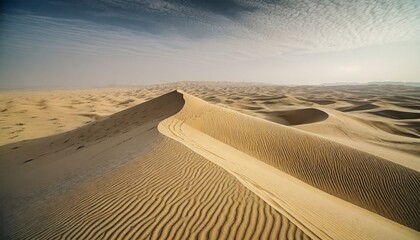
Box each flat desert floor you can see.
[0,83,419,239]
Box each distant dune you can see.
[257,108,329,125]
[1,83,419,239]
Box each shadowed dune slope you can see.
[173,92,420,231]
[337,103,379,112]
[0,91,185,185]
[358,118,420,139]
[0,91,310,240]
[369,110,420,120]
[258,108,329,125]
[3,138,310,240]
[296,97,336,105]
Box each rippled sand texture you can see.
[1,83,419,239]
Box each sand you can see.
[0,83,419,239]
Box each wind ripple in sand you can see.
[169,92,420,232]
[0,91,310,240]
[1,88,419,240]
[8,139,309,240]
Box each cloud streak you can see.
[1,0,420,87]
[4,0,420,50]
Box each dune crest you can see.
[159,91,420,239]
[0,91,311,240]
[1,88,419,240]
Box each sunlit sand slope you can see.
[165,92,420,231]
[0,91,310,240]
[1,89,419,240]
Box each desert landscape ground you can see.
[0,82,419,239]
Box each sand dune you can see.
[337,103,379,112]
[257,108,329,125]
[160,92,420,232]
[0,88,169,146]
[0,91,310,240]
[7,138,308,240]
[1,83,419,239]
[370,109,420,120]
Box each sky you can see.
[1,0,420,88]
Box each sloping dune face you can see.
[0,92,310,239]
[165,93,420,231]
[1,88,419,240]
[370,109,420,120]
[258,108,329,125]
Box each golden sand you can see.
[1,83,419,239]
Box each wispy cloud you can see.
[3,0,420,54]
[1,0,420,87]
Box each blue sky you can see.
[1,0,420,88]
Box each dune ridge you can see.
[1,87,419,240]
[158,91,420,235]
[0,91,311,240]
